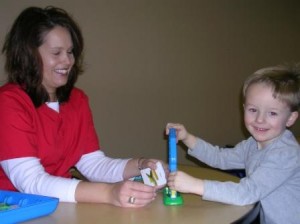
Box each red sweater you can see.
[0,83,100,190]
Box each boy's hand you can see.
[168,171,204,196]
[165,123,197,149]
[166,123,188,141]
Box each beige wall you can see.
[1,0,300,165]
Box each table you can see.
[25,165,254,224]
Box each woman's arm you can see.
[76,151,168,182]
[1,157,157,207]
[1,157,80,202]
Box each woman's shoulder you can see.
[0,83,36,117]
[0,83,24,94]
[0,83,31,103]
[69,87,89,103]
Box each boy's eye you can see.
[269,112,278,116]
[248,108,257,113]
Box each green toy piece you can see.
[163,187,183,206]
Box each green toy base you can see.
[163,187,183,206]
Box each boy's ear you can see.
[287,111,299,127]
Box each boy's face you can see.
[244,83,298,149]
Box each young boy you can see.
[166,65,300,224]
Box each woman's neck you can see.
[49,93,58,102]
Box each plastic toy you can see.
[0,190,59,224]
[163,128,183,205]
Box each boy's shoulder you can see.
[276,130,299,150]
[266,131,300,167]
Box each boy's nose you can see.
[255,112,265,123]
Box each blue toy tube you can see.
[168,128,177,173]
[163,128,183,204]
[168,128,177,198]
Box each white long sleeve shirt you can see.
[1,150,130,202]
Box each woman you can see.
[0,6,166,208]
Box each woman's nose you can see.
[62,52,73,65]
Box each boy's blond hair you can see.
[243,64,300,112]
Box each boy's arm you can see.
[168,171,204,195]
[182,133,197,149]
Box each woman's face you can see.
[38,26,75,99]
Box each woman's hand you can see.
[138,158,169,178]
[109,180,156,207]
[124,158,169,186]
[75,180,156,208]
[138,158,169,189]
